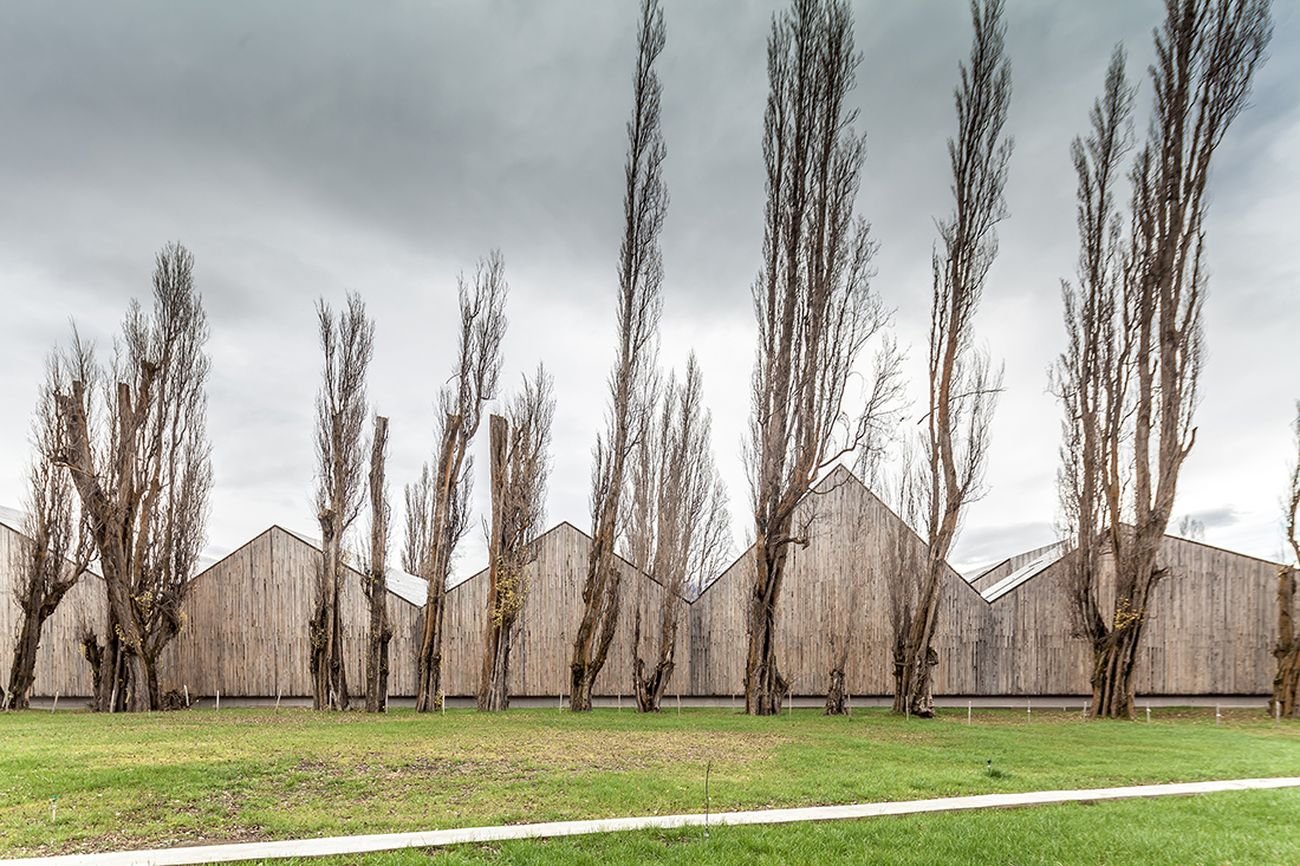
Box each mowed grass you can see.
[273,789,1300,865]
[0,706,1297,859]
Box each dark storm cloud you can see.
[1,1,1297,574]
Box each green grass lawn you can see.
[1,706,1297,862]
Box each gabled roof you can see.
[691,462,981,605]
[979,542,1067,603]
[0,505,26,533]
[448,520,697,604]
[189,525,430,608]
[272,525,429,606]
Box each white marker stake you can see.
[1276,702,1282,726]
[183,685,189,707]
[1146,706,1151,723]
[51,691,59,713]
[216,690,220,711]
[968,701,972,725]
[1215,704,1221,726]
[1027,699,1031,719]
[275,690,281,712]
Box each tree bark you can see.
[415,414,460,713]
[479,414,512,712]
[1272,567,1299,719]
[824,664,847,716]
[365,415,392,713]
[5,613,45,710]
[745,538,789,715]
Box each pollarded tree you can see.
[570,0,667,712]
[312,293,374,711]
[363,414,392,713]
[410,252,507,713]
[627,354,729,713]
[896,0,1011,718]
[1272,403,1300,718]
[1064,0,1272,719]
[56,242,213,712]
[479,366,555,712]
[4,354,93,710]
[746,0,900,716]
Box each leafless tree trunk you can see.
[881,450,927,710]
[478,367,554,712]
[899,0,1014,719]
[55,243,212,712]
[4,357,93,710]
[363,414,391,713]
[410,253,507,712]
[1058,0,1272,719]
[823,526,865,716]
[312,293,374,711]
[570,0,667,712]
[1271,404,1300,718]
[744,0,900,717]
[1053,48,1134,706]
[627,355,729,712]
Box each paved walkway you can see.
[8,777,1299,866]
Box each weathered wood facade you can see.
[0,519,105,698]
[0,468,1284,701]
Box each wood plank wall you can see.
[0,474,1284,699]
[0,523,105,698]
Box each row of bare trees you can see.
[308,252,557,714]
[1055,0,1273,718]
[743,0,1279,721]
[4,1,1284,721]
[740,0,1004,718]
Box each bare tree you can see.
[627,354,730,712]
[478,366,555,712]
[880,448,927,706]
[410,252,507,712]
[1066,0,1272,719]
[1272,403,1300,718]
[312,292,374,711]
[362,414,391,712]
[744,0,900,717]
[4,356,93,710]
[824,507,868,716]
[570,0,667,712]
[1053,48,1134,709]
[896,0,1010,718]
[55,242,212,712]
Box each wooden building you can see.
[685,466,1283,698]
[0,513,106,698]
[0,466,1285,702]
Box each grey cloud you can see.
[1,0,1297,579]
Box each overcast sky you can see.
[1,0,1297,579]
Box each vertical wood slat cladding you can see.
[0,468,1283,699]
[686,467,1282,698]
[0,523,106,698]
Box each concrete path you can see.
[8,777,1299,866]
